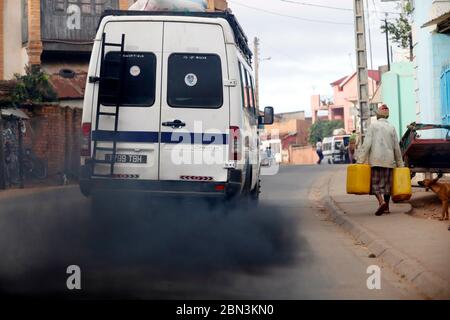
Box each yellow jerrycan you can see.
[392,167,412,202]
[347,164,371,195]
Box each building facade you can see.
[412,0,450,126]
[0,0,133,80]
[311,70,380,133]
[382,61,416,138]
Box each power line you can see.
[281,0,353,12]
[371,0,381,20]
[228,0,353,25]
[281,0,401,15]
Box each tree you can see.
[11,65,57,106]
[381,1,413,59]
[308,120,344,145]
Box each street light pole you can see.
[254,37,260,108]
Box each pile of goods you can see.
[129,0,208,12]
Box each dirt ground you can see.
[409,188,449,221]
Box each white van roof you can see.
[98,10,252,62]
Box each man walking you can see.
[316,139,324,165]
[357,104,404,216]
[348,130,357,164]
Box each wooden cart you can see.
[400,123,450,176]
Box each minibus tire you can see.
[79,184,91,198]
[242,163,252,195]
[250,176,261,202]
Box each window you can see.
[167,54,223,109]
[80,0,92,14]
[22,0,28,44]
[54,0,109,15]
[238,62,246,108]
[248,73,257,109]
[239,63,251,109]
[239,62,257,114]
[55,0,65,11]
[99,52,157,107]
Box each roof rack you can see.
[100,10,253,62]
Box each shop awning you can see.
[0,108,29,119]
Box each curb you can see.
[321,173,450,300]
[0,185,78,201]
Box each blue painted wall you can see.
[413,0,450,129]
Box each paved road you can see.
[0,165,421,299]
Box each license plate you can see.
[105,154,147,164]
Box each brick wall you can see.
[23,104,82,179]
[27,0,42,66]
[207,0,228,11]
[119,0,131,10]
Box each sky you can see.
[228,0,403,115]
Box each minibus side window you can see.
[245,70,255,109]
[248,74,257,115]
[167,53,223,109]
[241,64,252,110]
[99,51,157,107]
[238,62,246,109]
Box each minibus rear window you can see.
[167,54,223,109]
[99,51,156,107]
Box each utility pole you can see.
[353,0,370,142]
[384,15,391,71]
[253,37,260,108]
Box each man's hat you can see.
[376,104,390,118]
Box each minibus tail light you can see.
[229,126,241,161]
[81,123,91,157]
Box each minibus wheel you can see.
[250,177,261,202]
[79,184,91,197]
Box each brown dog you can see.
[418,177,450,221]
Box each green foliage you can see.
[381,1,413,50]
[308,120,345,145]
[11,65,57,106]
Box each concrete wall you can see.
[382,61,416,138]
[289,146,317,165]
[3,0,28,79]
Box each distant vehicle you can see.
[322,135,350,164]
[79,10,274,204]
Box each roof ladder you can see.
[92,33,126,178]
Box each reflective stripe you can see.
[180,176,214,181]
[93,130,228,145]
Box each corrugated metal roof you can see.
[48,72,87,100]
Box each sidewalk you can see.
[0,184,78,201]
[322,167,450,299]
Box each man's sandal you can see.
[375,203,388,216]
